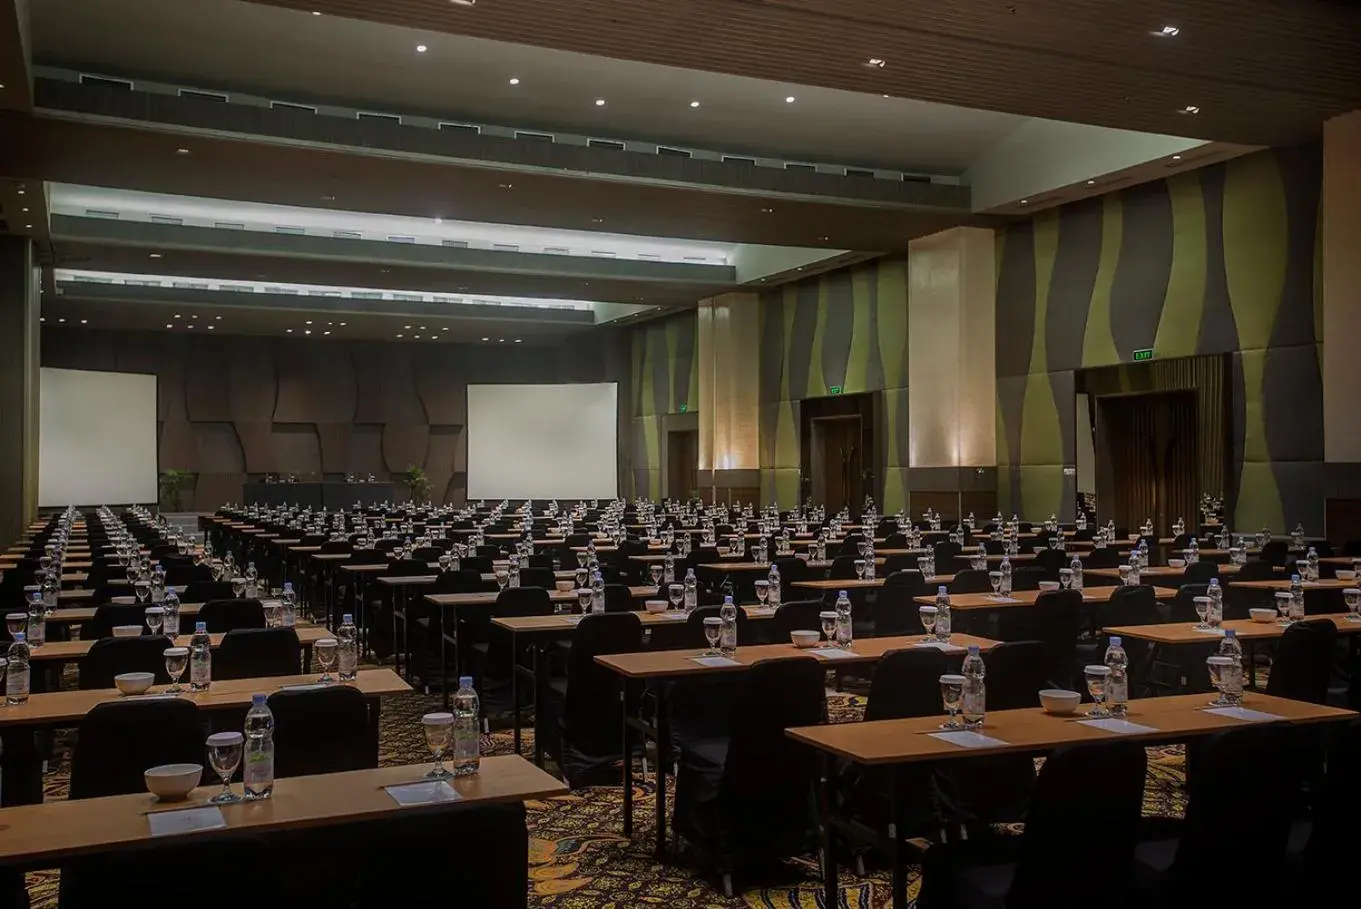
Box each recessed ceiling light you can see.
[24,225,31,230]
[338,322,346,326]
[191,314,199,320]
[323,330,331,336]
[509,78,520,85]
[39,317,45,323]
[1171,154,1182,161]
[591,217,604,224]
[785,96,796,103]
[287,328,293,333]
[882,94,891,98]
[441,327,448,331]
[419,325,427,330]
[866,57,886,67]
[311,10,320,15]
[595,99,606,107]
[1019,199,1029,205]
[215,315,222,320]
[761,207,774,213]
[305,320,313,325]
[321,195,335,201]
[1086,179,1096,185]
[174,314,182,319]
[1156,25,1180,37]
[416,44,428,53]
[165,323,173,328]
[207,325,214,330]
[498,183,512,189]
[58,318,65,323]
[20,207,27,213]
[414,334,422,339]
[175,147,191,155]
[498,338,505,342]
[404,325,412,329]
[1181,105,1200,114]
[514,338,522,343]
[450,0,475,6]
[80,319,88,324]
[689,101,700,108]
[148,253,162,259]
[397,333,404,338]
[16,189,23,195]
[818,235,830,241]
[186,324,194,329]
[304,329,311,335]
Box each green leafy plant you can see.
[158,469,198,511]
[399,465,432,503]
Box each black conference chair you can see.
[181,581,237,603]
[214,627,302,680]
[672,657,826,896]
[78,634,174,690]
[919,740,1148,909]
[873,580,931,637]
[69,698,203,799]
[1267,620,1337,704]
[267,685,377,778]
[1289,719,1361,899]
[59,839,273,909]
[996,589,1081,689]
[81,603,151,642]
[949,569,993,595]
[196,598,266,633]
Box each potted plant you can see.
[399,465,432,504]
[158,469,198,511]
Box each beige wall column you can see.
[697,292,761,504]
[906,227,997,519]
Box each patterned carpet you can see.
[22,678,1190,909]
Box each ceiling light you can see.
[304,329,312,335]
[207,325,214,330]
[785,96,796,103]
[149,253,162,259]
[215,315,222,320]
[514,338,522,343]
[441,327,448,331]
[761,207,774,213]
[414,334,422,339]
[39,317,44,323]
[174,314,182,319]
[1171,154,1182,161]
[882,94,891,98]
[312,10,321,15]
[595,99,606,107]
[416,44,428,53]
[323,330,331,336]
[591,217,604,224]
[58,318,65,323]
[191,314,199,319]
[321,195,335,202]
[186,324,193,329]
[24,225,31,230]
[338,322,346,326]
[1157,25,1180,37]
[818,235,830,241]
[16,189,23,195]
[397,334,404,338]
[1019,199,1029,205]
[165,323,173,328]
[305,320,313,325]
[420,325,427,330]
[509,78,520,85]
[80,319,88,324]
[20,207,27,213]
[1086,179,1096,185]
[404,325,412,329]
[866,57,886,67]
[434,218,442,225]
[450,0,476,6]
[287,328,293,333]
[498,338,504,343]
[175,147,191,155]
[689,101,700,108]
[1181,105,1200,114]
[498,183,512,189]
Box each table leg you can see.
[391,588,402,679]
[890,767,908,909]
[302,642,313,674]
[533,642,547,767]
[820,751,839,906]
[440,604,451,710]
[365,695,382,756]
[1245,640,1258,690]
[622,678,634,839]
[654,682,670,858]
[511,628,522,756]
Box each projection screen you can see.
[467,383,618,500]
[39,368,159,507]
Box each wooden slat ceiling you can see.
[250,0,1361,146]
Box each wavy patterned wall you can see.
[757,257,910,510]
[995,143,1323,531]
[627,312,698,499]
[41,327,628,510]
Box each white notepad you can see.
[690,656,741,668]
[913,641,964,653]
[148,805,227,837]
[1077,718,1159,735]
[810,648,857,660]
[928,730,1009,749]
[1203,706,1285,723]
[1193,627,1226,635]
[385,781,462,807]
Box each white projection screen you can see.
[467,383,618,500]
[39,368,159,507]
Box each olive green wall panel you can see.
[627,311,698,498]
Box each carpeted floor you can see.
[22,679,1190,908]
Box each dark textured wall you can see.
[995,144,1323,531]
[41,327,629,510]
[627,311,698,499]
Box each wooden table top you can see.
[293,546,326,554]
[493,605,776,633]
[309,552,349,560]
[44,602,208,624]
[593,633,1000,679]
[1104,614,1361,645]
[0,668,408,727]
[786,692,1356,766]
[424,586,656,608]
[0,558,95,570]
[953,553,1038,563]
[30,626,330,662]
[1086,564,1242,580]
[792,575,957,591]
[911,585,1179,611]
[0,755,566,865]
[1231,578,1354,591]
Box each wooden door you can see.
[814,417,862,515]
[666,430,698,501]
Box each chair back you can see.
[998,589,1082,688]
[983,640,1050,710]
[387,558,435,578]
[949,568,992,594]
[214,627,302,680]
[180,581,235,604]
[435,569,486,593]
[1181,560,1221,585]
[562,613,643,743]
[1304,719,1361,877]
[773,599,823,637]
[78,635,174,689]
[828,556,858,580]
[1011,566,1048,591]
[196,598,266,633]
[267,685,376,778]
[872,583,928,636]
[520,567,557,588]
[83,603,150,642]
[70,699,203,798]
[864,649,950,721]
[603,583,634,613]
[1266,620,1337,703]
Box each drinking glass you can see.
[5,613,24,638]
[649,565,664,588]
[1345,589,1361,621]
[145,606,164,636]
[422,712,455,780]
[231,577,246,599]
[938,674,966,730]
[495,570,509,591]
[577,589,593,614]
[819,611,838,647]
[1058,568,1073,589]
[1206,655,1236,707]
[854,559,867,580]
[702,617,723,655]
[857,540,869,558]
[971,552,987,571]
[132,580,149,604]
[917,557,932,577]
[1118,565,1132,586]
[576,551,588,568]
[1193,596,1210,629]
[206,732,244,803]
[1084,665,1111,717]
[919,604,938,637]
[754,580,769,606]
[314,638,338,682]
[438,553,452,572]
[988,571,1003,597]
[164,646,189,693]
[1275,591,1293,624]
[262,601,282,628]
[668,583,684,609]
[574,567,588,589]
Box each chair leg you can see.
[721,873,733,898]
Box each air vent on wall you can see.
[387,235,416,243]
[333,230,362,240]
[271,101,316,114]
[515,131,554,142]
[441,239,469,248]
[80,74,132,90]
[275,226,305,235]
[845,168,875,178]
[439,122,479,134]
[358,112,402,124]
[785,163,817,172]
[84,209,120,219]
[657,146,692,158]
[214,221,246,230]
[722,155,756,166]
[150,215,183,225]
[589,139,625,151]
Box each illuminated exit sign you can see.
[1132,349,1154,362]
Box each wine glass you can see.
[5,613,25,638]
[438,552,452,573]
[702,617,723,655]
[988,571,1002,598]
[649,564,664,588]
[754,580,769,606]
[819,611,838,647]
[1345,589,1361,622]
[206,732,244,803]
[314,638,338,682]
[576,551,588,568]
[145,606,164,636]
[1084,665,1111,717]
[1118,565,1132,587]
[1275,591,1293,624]
[164,646,189,693]
[495,570,509,591]
[574,568,588,589]
[668,583,684,610]
[231,576,246,599]
[854,559,867,580]
[938,674,966,730]
[262,601,282,628]
[917,557,932,578]
[577,589,593,614]
[1193,596,1210,629]
[1206,655,1235,707]
[918,604,938,637]
[134,580,151,604]
[422,712,455,780]
[1059,568,1073,589]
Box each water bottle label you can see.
[1107,678,1128,705]
[338,648,358,675]
[962,688,985,719]
[245,749,274,790]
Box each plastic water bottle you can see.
[682,569,698,612]
[934,586,952,643]
[280,582,297,627]
[25,592,45,648]
[508,562,520,589]
[864,541,876,580]
[163,589,181,636]
[720,595,739,655]
[5,633,30,705]
[1068,553,1084,591]
[961,645,985,728]
[337,613,359,681]
[767,563,782,607]
[245,561,259,598]
[1104,636,1129,718]
[999,556,1013,596]
[40,573,58,612]
[590,570,605,614]
[1186,537,1200,565]
[834,590,853,648]
[1218,630,1244,704]
[452,676,481,776]
[243,693,275,800]
[189,621,212,691]
[1292,523,1305,550]
[1206,578,1224,627]
[663,553,675,585]
[1289,574,1305,621]
[1306,547,1320,582]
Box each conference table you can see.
[594,632,1001,857]
[910,585,1180,610]
[789,691,1357,908]
[241,480,395,509]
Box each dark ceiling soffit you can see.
[52,280,598,324]
[0,0,33,114]
[34,78,971,212]
[49,214,738,283]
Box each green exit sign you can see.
[829,385,843,395]
[1132,349,1154,362]
[678,402,688,413]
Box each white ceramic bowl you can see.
[112,625,143,639]
[644,600,668,614]
[114,672,155,695]
[1039,689,1081,716]
[1250,608,1277,623]
[790,630,820,649]
[1169,559,1187,569]
[144,763,203,802]
[1038,581,1060,591]
[1336,570,1357,582]
[555,580,575,592]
